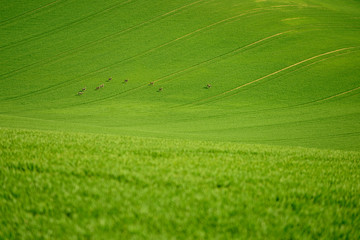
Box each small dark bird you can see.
[78,91,83,95]
[207,84,212,89]
[149,82,154,85]
[108,77,112,81]
[124,79,128,83]
[82,87,86,91]
[158,87,163,92]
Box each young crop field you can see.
[1,0,359,150]
[1,128,360,239]
[0,0,360,238]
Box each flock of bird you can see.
[77,78,211,95]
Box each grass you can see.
[1,0,360,238]
[0,0,359,150]
[1,127,360,239]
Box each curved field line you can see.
[0,67,111,102]
[0,0,205,79]
[95,31,292,100]
[0,5,259,78]
[185,49,360,108]
[1,15,291,102]
[143,4,301,57]
[188,47,357,105]
[112,8,266,63]
[210,113,357,132]
[0,4,303,80]
[60,31,293,107]
[0,0,133,50]
[48,0,206,46]
[152,31,293,84]
[314,86,360,103]
[1,4,310,103]
[256,131,360,143]
[0,4,302,79]
[167,51,360,118]
[54,7,285,80]
[0,0,63,27]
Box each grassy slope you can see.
[1,127,360,239]
[0,0,359,150]
[0,1,360,238]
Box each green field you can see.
[1,0,360,238]
[1,128,360,239]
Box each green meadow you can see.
[1,128,360,239]
[1,0,360,238]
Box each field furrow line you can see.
[186,49,360,108]
[0,0,133,50]
[258,130,360,143]
[66,31,293,107]
[0,67,111,102]
[0,5,259,79]
[152,31,292,84]
[54,8,276,78]
[0,0,205,80]
[188,47,357,105]
[0,0,64,27]
[314,86,360,103]
[48,0,206,50]
[1,14,290,102]
[135,5,303,63]
[67,31,294,106]
[143,4,302,54]
[73,85,148,107]
[114,9,265,63]
[1,4,305,81]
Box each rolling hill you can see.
[1,0,360,239]
[1,0,359,150]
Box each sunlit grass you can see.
[1,128,359,239]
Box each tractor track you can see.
[0,0,64,27]
[1,10,293,102]
[314,86,360,103]
[184,47,358,106]
[0,0,205,78]
[0,3,299,80]
[0,0,134,50]
[179,49,360,109]
[66,30,293,107]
